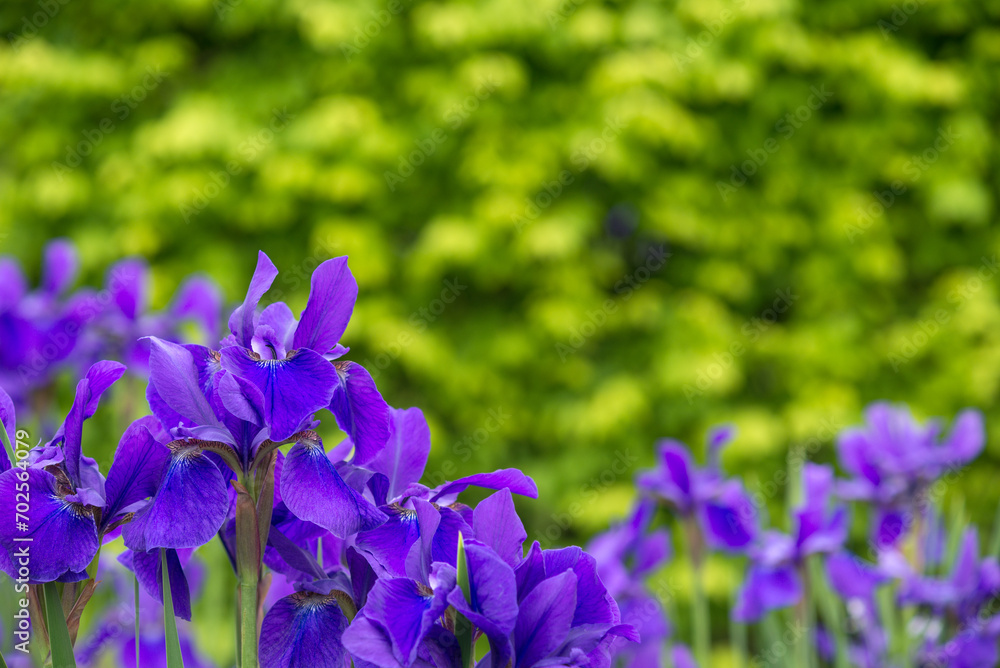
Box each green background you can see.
[2,0,999,663]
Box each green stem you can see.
[683,519,709,668]
[234,477,262,668]
[161,550,185,668]
[239,580,258,668]
[42,581,77,668]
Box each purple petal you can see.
[260,592,351,668]
[363,577,451,665]
[0,258,27,310]
[733,564,802,622]
[293,257,358,354]
[473,488,527,568]
[281,437,386,538]
[171,276,223,341]
[229,251,279,348]
[0,386,14,472]
[147,338,221,429]
[126,548,192,620]
[514,569,578,668]
[342,616,407,668]
[826,551,885,604]
[329,362,390,465]
[221,347,338,442]
[940,409,985,465]
[368,407,431,501]
[700,482,756,551]
[430,468,539,502]
[42,239,78,296]
[103,417,171,528]
[123,445,229,551]
[447,540,518,663]
[0,468,99,582]
[57,360,127,488]
[355,505,421,577]
[107,258,149,320]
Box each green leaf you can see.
[455,533,474,668]
[0,417,16,471]
[161,549,185,668]
[42,581,77,668]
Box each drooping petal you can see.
[514,569,578,668]
[229,251,279,349]
[368,407,431,501]
[124,548,192,620]
[221,347,339,442]
[329,362,390,465]
[281,437,386,538]
[147,338,221,429]
[355,505,421,578]
[259,591,351,668]
[362,577,450,665]
[0,386,14,473]
[341,616,407,668]
[107,258,149,321]
[123,445,228,552]
[293,257,358,354]
[42,238,78,296]
[0,468,99,582]
[700,481,756,551]
[538,546,617,626]
[57,360,127,489]
[473,488,527,568]
[430,468,539,502]
[732,564,802,622]
[102,417,171,528]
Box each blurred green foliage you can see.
[2,0,1000,660]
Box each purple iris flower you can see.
[0,362,176,583]
[636,425,756,552]
[836,402,984,548]
[131,252,392,552]
[733,464,848,622]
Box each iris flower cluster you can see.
[0,250,634,668]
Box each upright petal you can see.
[0,386,14,473]
[293,257,358,354]
[329,362,390,465]
[229,251,279,348]
[146,338,221,429]
[42,239,78,296]
[0,468,99,582]
[259,592,351,668]
[123,444,228,551]
[368,407,431,501]
[222,347,339,442]
[107,258,149,320]
[57,360,127,489]
[281,437,387,538]
[0,258,27,310]
[940,409,985,466]
[473,488,527,568]
[171,276,223,342]
[102,417,171,528]
[514,570,578,668]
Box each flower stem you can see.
[239,579,259,668]
[683,518,710,668]
[234,478,262,668]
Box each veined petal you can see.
[102,417,171,529]
[259,591,351,668]
[292,257,358,354]
[0,468,99,582]
[122,445,228,551]
[329,362,390,465]
[514,570,578,668]
[368,407,431,502]
[123,548,192,620]
[355,505,421,577]
[363,577,450,665]
[229,251,279,349]
[221,347,338,442]
[473,488,527,568]
[147,338,221,429]
[281,437,386,538]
